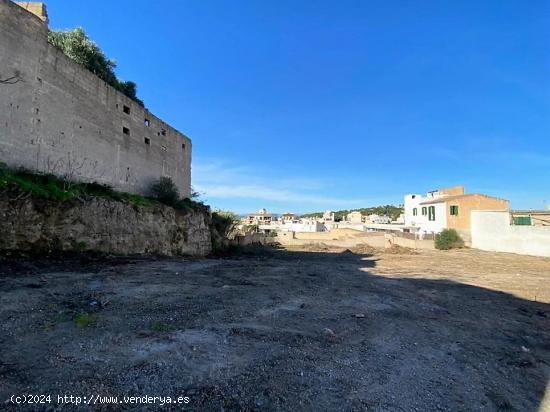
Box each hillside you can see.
[301,205,403,221]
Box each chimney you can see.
[15,2,49,25]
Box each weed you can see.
[151,321,173,333]
[42,321,55,332]
[0,165,151,206]
[75,241,88,252]
[75,312,98,327]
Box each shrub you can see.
[212,210,239,237]
[435,229,464,250]
[150,176,180,206]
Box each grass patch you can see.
[0,162,151,206]
[75,312,98,327]
[42,321,56,332]
[150,321,174,333]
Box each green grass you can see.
[75,312,98,327]
[151,321,174,333]
[0,162,151,206]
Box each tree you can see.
[48,28,143,105]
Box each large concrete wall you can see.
[0,0,191,197]
[471,210,550,258]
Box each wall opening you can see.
[144,137,150,145]
[160,129,166,136]
[144,119,150,127]
[182,143,185,150]
[122,127,130,135]
[123,105,130,114]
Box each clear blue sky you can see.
[44,0,549,213]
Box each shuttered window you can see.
[413,208,417,216]
[428,206,436,221]
[422,207,427,216]
[450,205,459,215]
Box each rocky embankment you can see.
[0,189,212,256]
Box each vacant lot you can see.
[1,246,550,411]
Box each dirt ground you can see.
[1,245,550,411]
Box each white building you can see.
[367,214,392,224]
[404,186,468,233]
[404,185,509,239]
[260,217,325,233]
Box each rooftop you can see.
[419,193,508,205]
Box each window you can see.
[413,208,417,216]
[144,119,150,127]
[161,145,167,152]
[123,105,130,114]
[450,205,459,216]
[161,129,166,136]
[182,143,186,150]
[422,207,427,216]
[428,206,436,221]
[144,137,150,145]
[122,127,130,135]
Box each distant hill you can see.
[301,205,403,222]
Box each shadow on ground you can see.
[0,247,549,411]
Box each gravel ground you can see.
[1,246,549,411]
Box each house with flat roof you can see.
[404,186,509,242]
[245,208,274,225]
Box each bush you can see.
[212,210,239,237]
[150,176,180,206]
[435,229,464,250]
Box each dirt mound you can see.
[350,243,379,255]
[384,244,418,254]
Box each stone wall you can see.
[0,191,212,256]
[0,0,191,197]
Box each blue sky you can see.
[45,0,549,213]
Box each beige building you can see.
[346,211,364,224]
[245,208,274,225]
[322,211,335,222]
[281,212,298,223]
[405,185,510,243]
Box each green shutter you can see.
[422,207,427,215]
[513,216,531,225]
[428,206,435,221]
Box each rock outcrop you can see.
[0,191,212,256]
